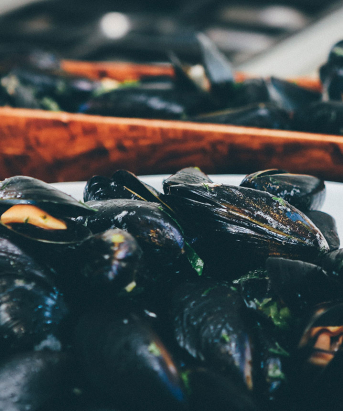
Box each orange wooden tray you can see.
[0,60,340,183]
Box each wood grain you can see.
[0,60,333,183]
[0,106,341,183]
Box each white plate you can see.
[52,175,343,243]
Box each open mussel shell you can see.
[161,183,329,276]
[0,350,70,411]
[171,279,254,390]
[292,302,343,410]
[0,217,92,244]
[240,169,326,212]
[267,76,321,112]
[84,170,161,203]
[0,176,94,217]
[196,33,235,106]
[74,310,188,411]
[169,51,206,94]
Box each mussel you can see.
[240,169,326,211]
[171,279,254,390]
[0,236,68,355]
[0,350,70,411]
[190,102,292,130]
[74,309,188,411]
[161,181,329,277]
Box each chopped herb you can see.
[221,331,231,343]
[202,286,217,296]
[267,363,286,381]
[272,196,288,207]
[268,342,290,357]
[40,96,61,111]
[158,206,204,276]
[233,269,268,284]
[202,183,210,192]
[148,342,161,357]
[254,298,292,329]
[185,242,204,276]
[181,371,191,395]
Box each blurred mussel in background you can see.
[0,0,343,135]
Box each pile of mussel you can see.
[0,166,343,411]
[2,36,343,135]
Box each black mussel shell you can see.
[0,236,68,354]
[0,236,55,285]
[190,103,292,130]
[184,367,258,411]
[79,86,210,119]
[228,77,271,108]
[0,176,94,217]
[111,169,162,202]
[0,273,68,354]
[319,40,343,83]
[233,269,290,329]
[163,167,213,192]
[267,76,321,112]
[320,40,343,101]
[304,210,340,251]
[74,310,187,411]
[251,317,292,409]
[78,199,185,255]
[169,51,205,94]
[320,248,343,285]
[0,350,70,411]
[1,66,101,112]
[83,175,142,202]
[83,170,162,203]
[266,257,343,316]
[196,33,235,106]
[293,100,343,135]
[321,68,343,102]
[76,199,192,300]
[240,169,326,211]
[161,183,329,276]
[171,280,254,390]
[0,44,61,75]
[77,228,143,294]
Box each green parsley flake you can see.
[148,342,161,357]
